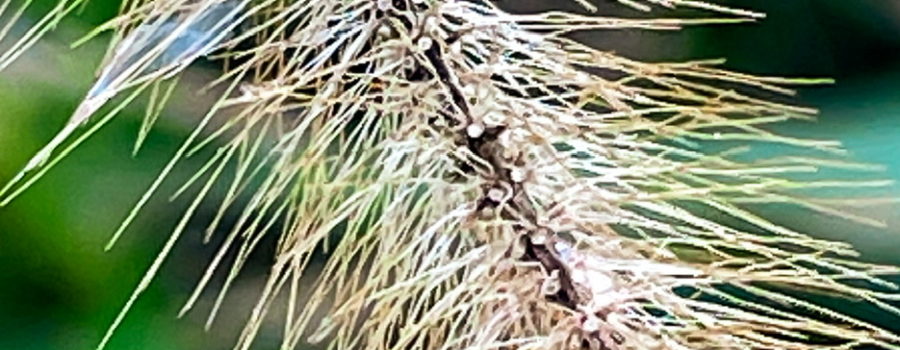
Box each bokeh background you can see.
[1,1,899,349]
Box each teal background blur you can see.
[1,1,900,349]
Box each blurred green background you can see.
[1,1,899,349]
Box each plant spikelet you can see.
[2,0,899,349]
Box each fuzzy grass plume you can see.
[2,0,900,349]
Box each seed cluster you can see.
[5,0,900,349]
